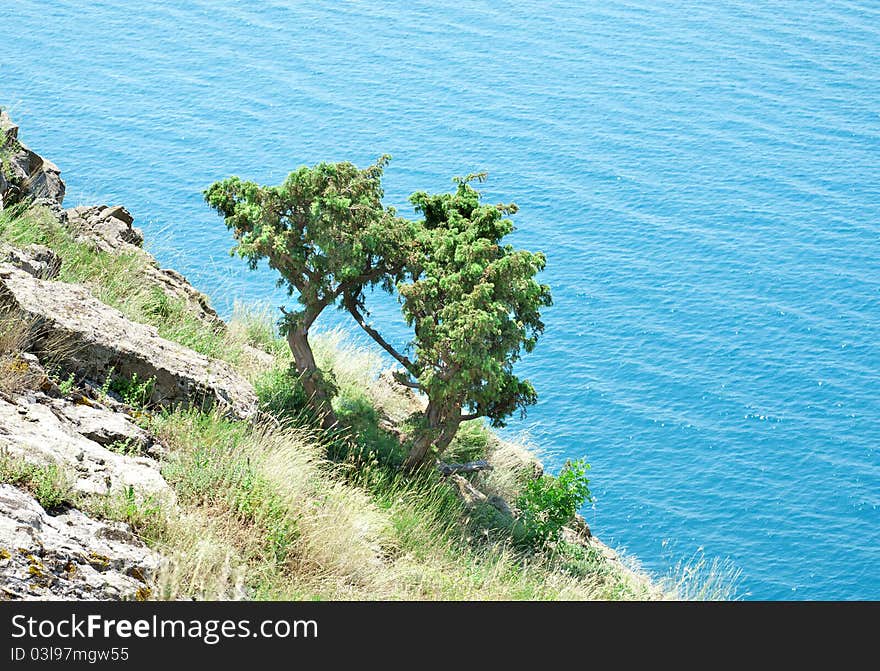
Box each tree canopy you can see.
[345,173,552,468]
[205,157,409,426]
[207,160,550,468]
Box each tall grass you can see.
[662,551,744,601]
[141,407,638,600]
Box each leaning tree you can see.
[205,157,408,428]
[344,173,552,469]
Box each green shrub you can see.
[106,438,141,457]
[58,372,76,396]
[515,458,592,550]
[0,455,74,512]
[110,372,156,408]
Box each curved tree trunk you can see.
[403,400,461,471]
[286,323,337,430]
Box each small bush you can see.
[110,372,156,408]
[332,392,406,467]
[0,454,74,512]
[58,372,76,396]
[106,438,141,457]
[515,458,592,550]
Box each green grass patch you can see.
[253,363,311,424]
[82,485,168,542]
[148,409,299,581]
[444,419,491,463]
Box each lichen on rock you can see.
[0,484,159,601]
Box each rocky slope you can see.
[0,110,64,209]
[0,112,262,600]
[0,485,159,600]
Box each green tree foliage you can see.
[345,174,552,469]
[205,158,408,427]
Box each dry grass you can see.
[475,433,546,504]
[138,405,650,601]
[661,551,744,601]
[152,510,250,601]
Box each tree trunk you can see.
[403,400,461,471]
[286,323,337,430]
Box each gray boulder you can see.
[50,399,153,454]
[0,264,258,420]
[0,485,158,600]
[0,111,65,208]
[65,205,144,252]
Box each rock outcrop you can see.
[0,111,65,208]
[0,113,263,602]
[64,205,222,328]
[0,244,62,280]
[0,485,158,600]
[0,264,258,420]
[0,394,172,500]
[65,205,144,251]
[52,400,153,454]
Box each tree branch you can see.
[437,460,493,476]
[393,372,424,390]
[332,265,384,301]
[344,296,419,376]
[459,412,481,422]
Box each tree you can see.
[344,174,552,469]
[205,157,407,428]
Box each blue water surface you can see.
[3,0,879,600]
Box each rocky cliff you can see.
[0,110,64,209]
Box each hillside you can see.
[0,110,663,601]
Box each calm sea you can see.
[3,0,878,599]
